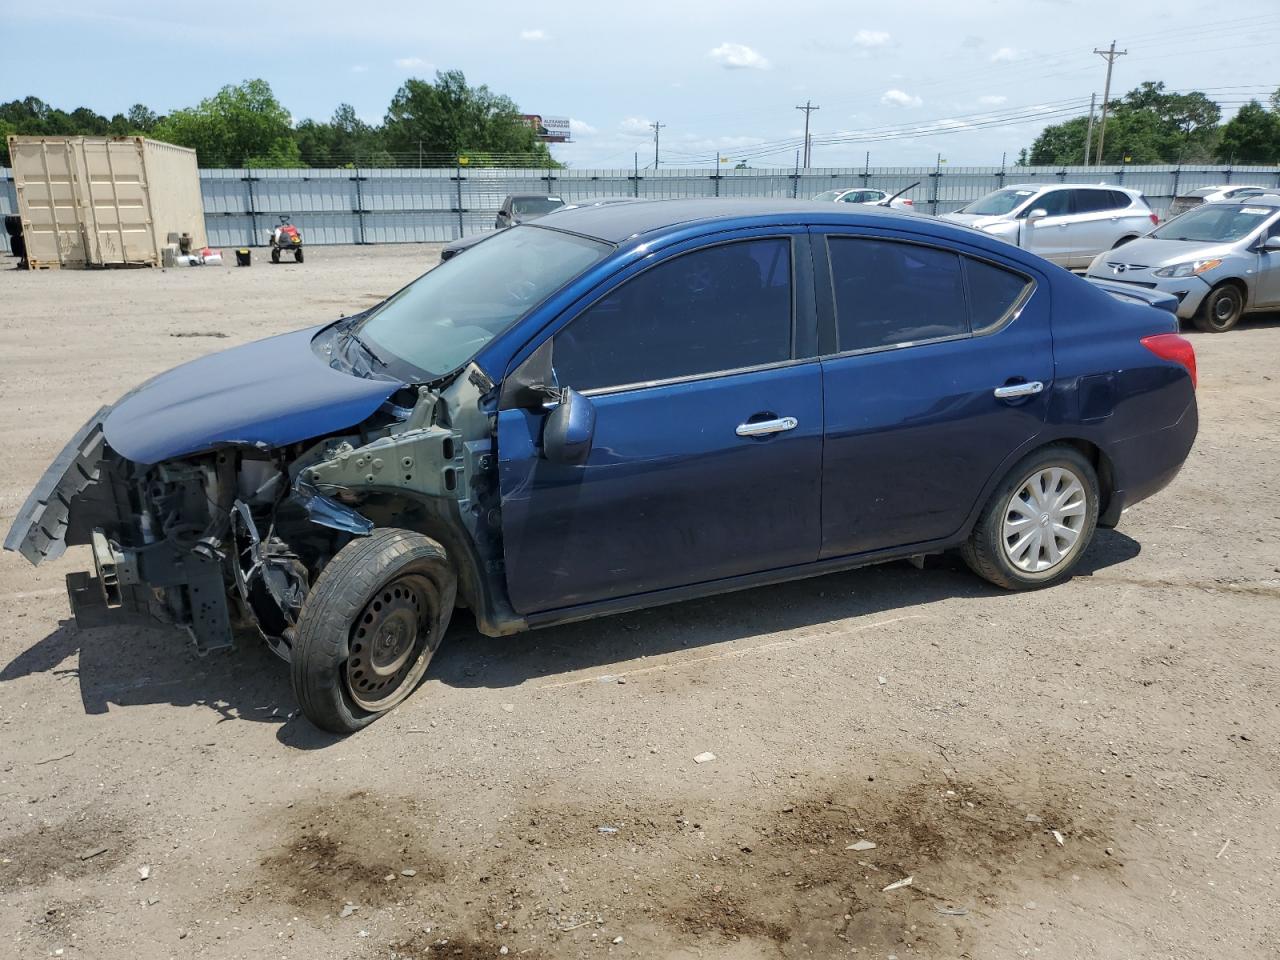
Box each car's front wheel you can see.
[962,445,1099,590]
[291,528,456,733]
[1193,283,1243,333]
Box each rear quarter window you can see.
[965,258,1034,333]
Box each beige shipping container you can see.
[8,135,206,268]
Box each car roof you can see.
[531,197,908,243]
[1004,182,1137,194]
[1211,194,1280,208]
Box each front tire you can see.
[294,248,304,263]
[962,445,1099,590]
[291,529,456,734]
[271,247,281,264]
[1193,283,1243,333]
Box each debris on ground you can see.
[693,752,716,764]
[937,906,969,917]
[78,846,109,861]
[340,904,358,919]
[882,876,914,892]
[1024,813,1043,823]
[400,868,417,877]
[847,840,878,851]
[1052,830,1066,847]
[137,865,150,881]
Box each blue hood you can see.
[103,326,404,464]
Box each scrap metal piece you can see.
[292,480,374,535]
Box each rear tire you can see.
[962,445,1099,590]
[1193,283,1243,333]
[291,528,456,734]
[294,248,304,263]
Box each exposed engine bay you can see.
[6,365,519,662]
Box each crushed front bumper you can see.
[4,407,234,654]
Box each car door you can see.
[495,230,824,614]
[815,231,1052,558]
[1256,215,1280,306]
[1021,189,1075,265]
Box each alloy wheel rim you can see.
[1001,467,1087,574]
[346,576,432,711]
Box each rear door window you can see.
[553,238,794,392]
[827,237,1033,351]
[1072,189,1116,214]
[828,238,968,351]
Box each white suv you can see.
[942,184,1158,269]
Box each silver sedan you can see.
[1085,196,1280,332]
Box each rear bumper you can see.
[1099,397,1198,527]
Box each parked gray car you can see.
[1085,195,1280,332]
[1166,185,1270,219]
[495,193,566,229]
[943,184,1157,269]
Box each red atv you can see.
[269,216,303,264]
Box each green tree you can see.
[294,103,389,166]
[383,69,554,165]
[1214,99,1280,164]
[152,79,302,166]
[1028,81,1222,164]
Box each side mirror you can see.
[543,388,596,466]
[1263,235,1280,252]
[1025,208,1049,224]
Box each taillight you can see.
[1149,213,1159,226]
[902,198,913,205]
[1141,333,1196,388]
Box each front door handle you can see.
[736,416,798,437]
[993,381,1044,399]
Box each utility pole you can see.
[650,121,665,168]
[1083,92,1097,166]
[1092,41,1127,164]
[796,100,820,168]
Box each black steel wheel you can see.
[291,529,456,733]
[1193,283,1243,333]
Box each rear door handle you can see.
[736,416,798,437]
[993,381,1044,399]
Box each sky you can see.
[4,0,1280,168]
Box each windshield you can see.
[1152,204,1278,243]
[512,197,565,217]
[959,188,1037,216]
[812,190,843,202]
[357,226,611,379]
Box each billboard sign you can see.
[521,114,571,143]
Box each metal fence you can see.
[5,163,1280,253]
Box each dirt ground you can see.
[1,244,1277,960]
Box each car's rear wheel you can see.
[1193,283,1243,333]
[291,528,456,734]
[962,445,1099,590]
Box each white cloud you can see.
[852,29,891,48]
[350,64,369,73]
[618,117,653,137]
[881,89,923,108]
[708,42,771,70]
[989,47,1023,62]
[978,94,1007,105]
[520,28,547,41]
[394,57,431,70]
[569,118,597,136]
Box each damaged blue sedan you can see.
[5,199,1199,733]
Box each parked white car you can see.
[1166,185,1270,219]
[942,184,1158,269]
[812,187,914,210]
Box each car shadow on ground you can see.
[0,530,1139,745]
[428,529,1142,691]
